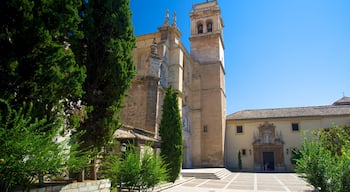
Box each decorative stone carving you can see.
[150,38,158,56]
[164,9,169,26]
[172,12,177,27]
[253,121,285,171]
[149,38,161,79]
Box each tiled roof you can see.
[333,96,350,105]
[227,104,350,121]
[113,125,159,142]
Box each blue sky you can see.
[131,0,350,115]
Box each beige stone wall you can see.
[121,32,164,134]
[120,81,148,130]
[225,116,350,171]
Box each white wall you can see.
[225,116,350,171]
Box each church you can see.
[120,0,350,171]
[120,0,226,168]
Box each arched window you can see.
[197,23,203,34]
[207,22,212,32]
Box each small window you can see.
[197,24,203,34]
[292,123,299,131]
[203,125,208,133]
[236,125,243,133]
[242,149,246,156]
[207,22,212,32]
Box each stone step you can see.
[214,169,231,179]
[181,168,231,180]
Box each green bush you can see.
[295,125,350,192]
[140,149,168,190]
[0,100,89,192]
[290,148,302,165]
[102,144,168,191]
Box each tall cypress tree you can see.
[0,0,86,126]
[0,0,88,187]
[160,86,183,182]
[75,0,136,155]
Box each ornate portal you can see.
[253,122,285,171]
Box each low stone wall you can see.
[23,179,111,192]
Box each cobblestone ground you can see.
[163,173,316,192]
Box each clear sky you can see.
[130,0,350,115]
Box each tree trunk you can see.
[90,164,97,180]
[77,170,85,182]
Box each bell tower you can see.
[189,0,226,167]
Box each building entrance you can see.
[253,122,285,171]
[263,152,274,171]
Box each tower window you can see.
[197,23,203,34]
[207,22,212,32]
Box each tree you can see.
[0,100,89,192]
[238,150,242,170]
[0,0,89,185]
[0,0,86,126]
[74,0,136,159]
[160,86,183,182]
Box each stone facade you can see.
[120,0,226,168]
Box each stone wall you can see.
[20,179,111,192]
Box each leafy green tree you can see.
[0,0,86,126]
[296,125,350,192]
[0,100,89,192]
[74,0,136,167]
[160,86,183,182]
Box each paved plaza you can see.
[163,172,316,192]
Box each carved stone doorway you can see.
[253,122,285,171]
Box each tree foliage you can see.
[0,0,136,185]
[74,0,136,151]
[160,86,183,182]
[101,144,167,191]
[238,150,242,170]
[295,124,350,192]
[0,0,86,125]
[0,100,89,192]
[0,0,90,188]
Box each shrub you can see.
[295,125,350,192]
[140,149,168,191]
[0,100,88,192]
[102,144,167,191]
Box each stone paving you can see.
[163,172,316,192]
